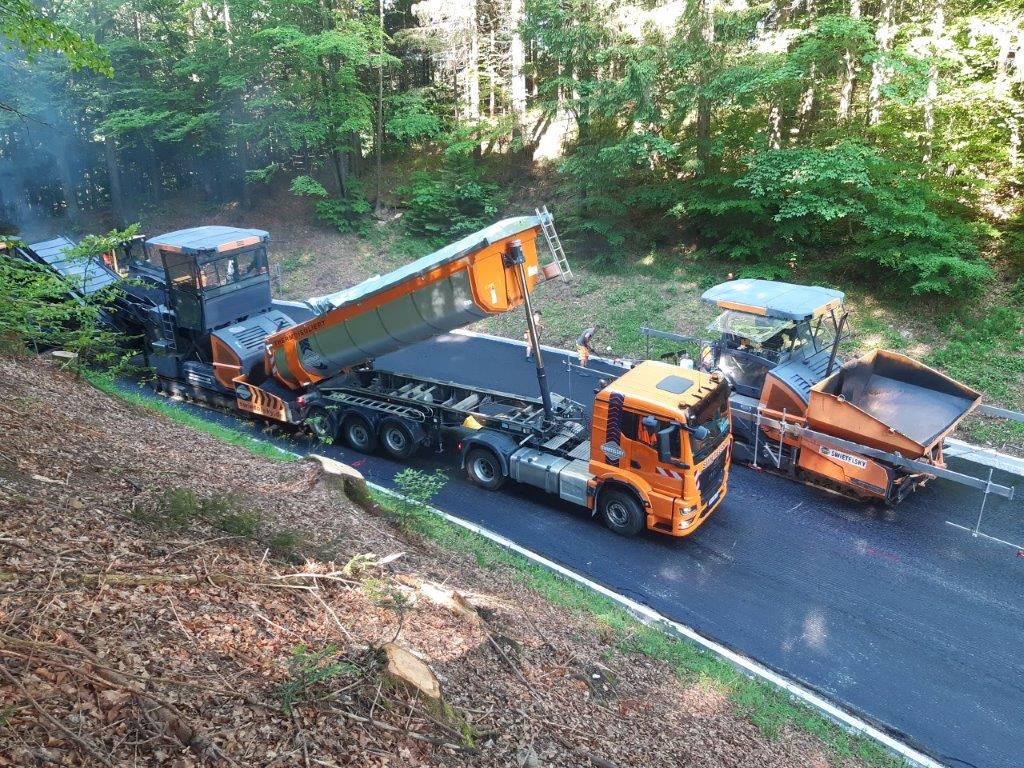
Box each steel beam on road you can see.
[978,403,1024,423]
[732,410,1017,500]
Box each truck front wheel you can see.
[465,448,506,491]
[599,489,646,537]
[342,415,377,453]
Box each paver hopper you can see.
[807,350,982,459]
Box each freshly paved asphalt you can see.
[138,332,1024,768]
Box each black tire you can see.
[465,447,506,491]
[342,415,377,453]
[379,419,418,460]
[599,488,646,537]
[305,405,339,443]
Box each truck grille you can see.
[698,447,727,508]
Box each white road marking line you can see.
[945,521,1024,551]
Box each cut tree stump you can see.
[307,454,377,511]
[382,642,441,701]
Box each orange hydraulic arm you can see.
[265,216,559,389]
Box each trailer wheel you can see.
[342,415,377,453]
[599,489,645,537]
[305,405,339,443]
[379,419,418,460]
[465,448,506,491]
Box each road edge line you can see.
[365,482,945,768]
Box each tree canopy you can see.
[2,0,1022,295]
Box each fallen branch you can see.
[0,570,255,587]
[326,707,479,755]
[54,631,240,766]
[0,663,116,768]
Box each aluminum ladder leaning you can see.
[535,205,574,283]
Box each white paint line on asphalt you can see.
[455,328,1024,479]
[945,521,1024,552]
[363,483,945,768]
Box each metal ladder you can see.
[535,205,574,283]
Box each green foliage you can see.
[0,240,130,370]
[276,644,354,713]
[245,163,281,185]
[268,529,308,558]
[203,493,263,536]
[65,224,141,263]
[0,0,110,74]
[397,165,499,243]
[135,488,263,534]
[679,142,991,295]
[386,89,442,144]
[291,175,371,233]
[926,307,1024,402]
[391,468,448,524]
[139,487,203,528]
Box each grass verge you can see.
[84,371,298,463]
[91,372,901,767]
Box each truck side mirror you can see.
[656,426,676,463]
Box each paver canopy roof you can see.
[701,278,845,321]
[147,226,269,254]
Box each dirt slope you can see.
[0,355,861,767]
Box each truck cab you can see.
[588,361,731,536]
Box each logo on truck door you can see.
[819,445,868,469]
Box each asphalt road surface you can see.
[140,332,1024,768]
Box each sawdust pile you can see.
[0,356,852,767]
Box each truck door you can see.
[619,411,683,493]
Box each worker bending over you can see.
[577,325,597,367]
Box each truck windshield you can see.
[687,381,730,463]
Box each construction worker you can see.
[524,310,544,361]
[576,325,597,367]
[637,416,660,448]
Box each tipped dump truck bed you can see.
[808,350,981,457]
[267,216,547,388]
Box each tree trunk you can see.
[922,0,943,164]
[793,62,815,142]
[467,0,480,120]
[104,135,125,225]
[509,0,527,117]
[837,0,860,121]
[868,0,894,126]
[331,147,348,199]
[1009,116,1021,168]
[768,106,782,149]
[488,27,496,118]
[695,0,716,167]
[375,0,384,212]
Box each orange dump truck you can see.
[643,279,1017,505]
[130,214,731,537]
